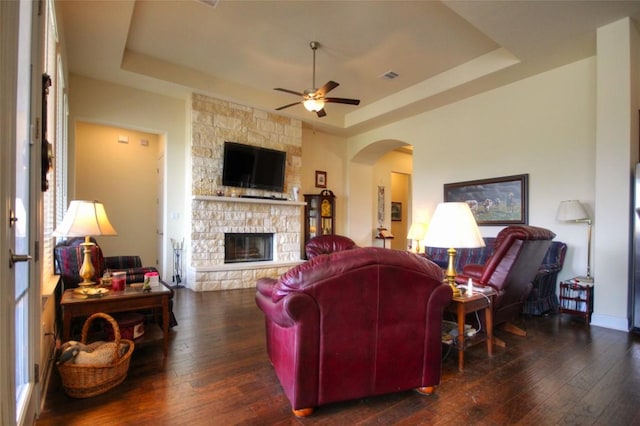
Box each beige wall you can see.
[345,52,637,331]
[68,74,187,280]
[75,121,159,266]
[301,128,348,235]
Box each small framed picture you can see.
[391,202,402,221]
[315,170,327,188]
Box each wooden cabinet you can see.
[558,279,593,325]
[304,190,335,249]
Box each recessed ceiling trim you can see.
[345,47,520,128]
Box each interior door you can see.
[1,1,40,424]
[157,152,165,277]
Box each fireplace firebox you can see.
[224,233,273,263]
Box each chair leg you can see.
[293,407,314,417]
[493,335,506,348]
[416,386,436,395]
[501,321,527,337]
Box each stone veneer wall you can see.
[188,94,304,291]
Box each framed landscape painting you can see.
[443,174,529,226]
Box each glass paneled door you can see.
[1,1,39,424]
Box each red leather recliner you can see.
[304,234,358,259]
[255,247,452,416]
[457,225,555,343]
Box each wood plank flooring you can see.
[37,287,640,425]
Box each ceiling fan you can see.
[274,41,360,118]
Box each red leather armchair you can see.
[255,247,452,416]
[304,234,358,259]
[457,225,555,343]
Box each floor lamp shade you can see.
[53,200,118,285]
[557,200,592,282]
[424,202,485,296]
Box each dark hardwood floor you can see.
[37,287,640,425]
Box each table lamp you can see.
[53,200,118,286]
[557,199,592,282]
[407,222,427,253]
[423,202,485,297]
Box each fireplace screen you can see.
[224,233,273,263]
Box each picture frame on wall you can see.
[391,202,402,221]
[443,174,529,226]
[315,170,327,188]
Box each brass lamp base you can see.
[445,247,461,297]
[78,235,96,286]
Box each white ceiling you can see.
[57,0,640,136]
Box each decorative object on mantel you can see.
[171,238,184,288]
[557,199,593,283]
[423,202,485,297]
[53,200,118,286]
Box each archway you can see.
[347,139,413,248]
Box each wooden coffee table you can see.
[61,285,171,357]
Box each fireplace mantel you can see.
[193,195,306,207]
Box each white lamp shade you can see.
[557,200,589,221]
[423,202,485,249]
[53,200,118,237]
[407,222,428,240]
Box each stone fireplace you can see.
[187,93,304,291]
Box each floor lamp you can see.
[557,199,592,283]
[423,202,485,297]
[53,200,118,286]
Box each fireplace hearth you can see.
[225,233,274,263]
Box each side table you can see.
[61,285,171,357]
[558,278,593,325]
[444,288,495,372]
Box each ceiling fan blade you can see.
[316,108,327,118]
[275,101,302,111]
[317,81,339,97]
[274,87,304,97]
[324,97,361,106]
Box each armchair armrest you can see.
[255,290,316,328]
[257,277,277,299]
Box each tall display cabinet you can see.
[304,190,335,251]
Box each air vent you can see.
[380,71,399,80]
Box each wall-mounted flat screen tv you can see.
[222,142,286,192]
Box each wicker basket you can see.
[58,312,135,398]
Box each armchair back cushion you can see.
[304,234,358,259]
[461,225,555,326]
[256,247,452,413]
[54,237,104,288]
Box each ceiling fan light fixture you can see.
[303,98,325,112]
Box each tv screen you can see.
[222,142,286,192]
